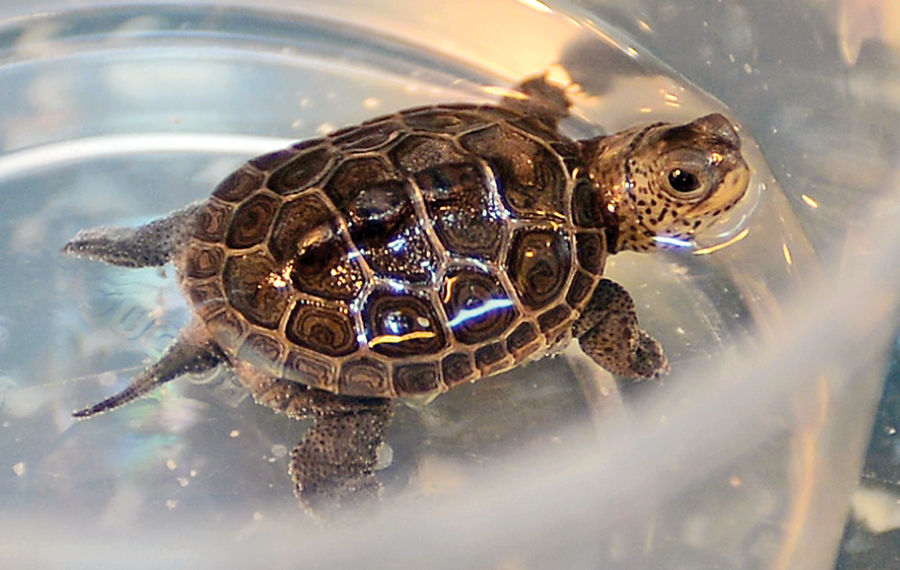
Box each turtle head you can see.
[584,113,750,253]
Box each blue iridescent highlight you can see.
[387,236,406,253]
[447,298,515,329]
[651,235,695,249]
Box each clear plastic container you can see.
[0,1,897,568]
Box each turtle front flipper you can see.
[73,321,224,418]
[573,278,670,380]
[62,201,204,268]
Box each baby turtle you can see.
[64,75,750,514]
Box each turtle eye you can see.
[667,168,701,193]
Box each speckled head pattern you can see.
[582,113,750,253]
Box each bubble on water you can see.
[375,442,393,471]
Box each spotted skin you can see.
[62,74,751,516]
[582,114,750,253]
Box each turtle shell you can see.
[175,104,609,398]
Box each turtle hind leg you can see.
[574,278,670,380]
[62,201,204,268]
[73,322,223,418]
[232,361,393,518]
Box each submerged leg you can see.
[73,321,224,418]
[500,71,572,128]
[574,278,669,380]
[291,408,391,517]
[62,201,204,268]
[233,361,393,517]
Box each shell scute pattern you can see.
[474,341,511,375]
[506,226,573,310]
[248,147,300,172]
[575,232,604,273]
[401,105,505,133]
[363,287,448,357]
[223,251,291,329]
[292,233,366,301]
[238,332,286,379]
[192,200,233,242]
[459,125,568,221]
[177,103,606,398]
[440,352,476,387]
[440,265,518,345]
[416,161,506,261]
[537,304,572,334]
[571,177,600,229]
[185,280,224,315]
[182,243,225,279]
[323,155,396,210]
[399,137,507,261]
[565,270,596,308]
[344,176,441,285]
[284,348,337,390]
[505,321,539,359]
[331,119,405,152]
[212,167,264,203]
[205,308,249,350]
[267,144,335,196]
[267,193,331,258]
[285,298,358,357]
[339,357,391,398]
[226,193,280,249]
[393,362,441,396]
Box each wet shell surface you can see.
[175,104,610,398]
